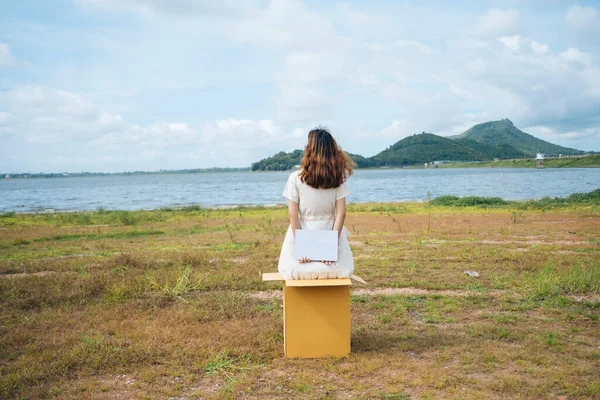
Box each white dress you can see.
[278,170,354,280]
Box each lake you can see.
[0,168,598,213]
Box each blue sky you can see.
[1,0,599,173]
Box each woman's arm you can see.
[288,200,301,237]
[288,200,309,263]
[333,197,346,237]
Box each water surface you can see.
[1,168,598,213]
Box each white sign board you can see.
[295,230,338,262]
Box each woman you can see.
[278,127,355,280]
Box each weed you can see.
[256,216,283,240]
[145,265,207,300]
[510,210,525,224]
[378,313,393,324]
[224,222,241,244]
[80,335,104,348]
[76,264,90,277]
[543,331,560,346]
[379,391,410,399]
[426,190,432,232]
[203,351,262,384]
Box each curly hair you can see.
[299,127,354,189]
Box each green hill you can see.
[452,119,584,157]
[347,152,376,168]
[370,133,486,166]
[251,150,302,171]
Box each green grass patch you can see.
[528,259,600,298]
[31,229,165,243]
[520,188,600,210]
[430,188,600,210]
[203,350,263,384]
[145,265,208,300]
[349,203,410,214]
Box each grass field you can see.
[1,199,599,399]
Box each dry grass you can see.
[0,203,599,399]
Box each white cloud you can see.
[0,86,306,170]
[525,125,599,144]
[391,40,437,55]
[274,84,332,123]
[531,41,549,54]
[0,86,124,142]
[560,47,593,65]
[582,67,600,96]
[380,120,412,139]
[476,8,520,37]
[565,4,600,31]
[76,0,254,17]
[282,51,345,83]
[467,59,487,74]
[337,2,376,29]
[0,43,15,67]
[498,35,522,51]
[229,0,338,51]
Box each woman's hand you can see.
[298,257,335,266]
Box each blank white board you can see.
[295,229,338,262]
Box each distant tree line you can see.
[0,167,251,179]
[250,150,375,171]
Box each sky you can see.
[1,0,600,173]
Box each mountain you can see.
[251,119,589,170]
[452,119,584,157]
[452,138,528,159]
[370,133,486,166]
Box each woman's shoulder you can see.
[288,169,301,180]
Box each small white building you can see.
[536,153,544,169]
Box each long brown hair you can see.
[299,127,354,189]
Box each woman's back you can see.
[283,170,349,222]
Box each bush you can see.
[429,195,460,206]
[521,188,600,210]
[567,188,600,202]
[431,195,508,207]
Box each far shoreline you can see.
[2,154,599,179]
